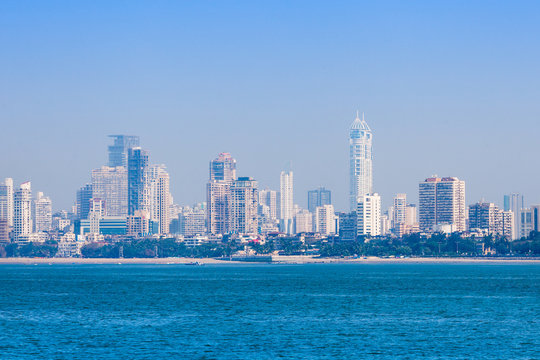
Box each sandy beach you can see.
[0,256,538,265]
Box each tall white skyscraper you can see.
[0,178,14,227]
[349,112,373,211]
[14,182,33,238]
[33,192,52,232]
[280,170,294,234]
[91,166,128,217]
[357,193,381,236]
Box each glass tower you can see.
[128,147,149,216]
[308,187,332,214]
[108,135,140,168]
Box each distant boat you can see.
[185,261,204,266]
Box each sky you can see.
[1,0,539,212]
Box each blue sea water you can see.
[0,263,538,359]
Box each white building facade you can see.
[33,192,52,232]
[0,178,14,227]
[357,193,381,236]
[14,182,33,239]
[349,112,373,211]
[315,205,336,235]
[280,170,294,234]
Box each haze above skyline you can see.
[1,1,539,211]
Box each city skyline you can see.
[2,125,539,214]
[1,3,539,359]
[1,2,539,212]
[1,129,537,242]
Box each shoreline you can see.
[0,256,539,265]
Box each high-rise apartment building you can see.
[127,210,150,237]
[520,208,533,238]
[468,202,513,239]
[210,153,237,182]
[308,187,332,214]
[230,177,258,234]
[502,211,514,240]
[294,209,313,234]
[108,135,140,168]
[207,182,231,235]
[128,147,149,215]
[314,204,336,235]
[419,177,466,233]
[76,184,93,220]
[392,193,407,229]
[380,214,392,236]
[91,166,128,217]
[33,192,52,232]
[259,189,279,220]
[504,193,524,240]
[337,212,357,241]
[405,204,417,227]
[531,205,540,234]
[357,193,381,236]
[207,153,237,235]
[88,198,105,234]
[13,182,33,238]
[179,206,206,236]
[0,219,9,244]
[147,165,170,234]
[0,178,14,227]
[280,170,294,234]
[392,195,418,237]
[349,112,373,211]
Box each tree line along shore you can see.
[0,231,539,259]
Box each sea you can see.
[0,263,538,359]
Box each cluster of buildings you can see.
[0,179,53,244]
[0,114,539,256]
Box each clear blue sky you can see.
[1,0,539,211]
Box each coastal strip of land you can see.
[0,256,539,265]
